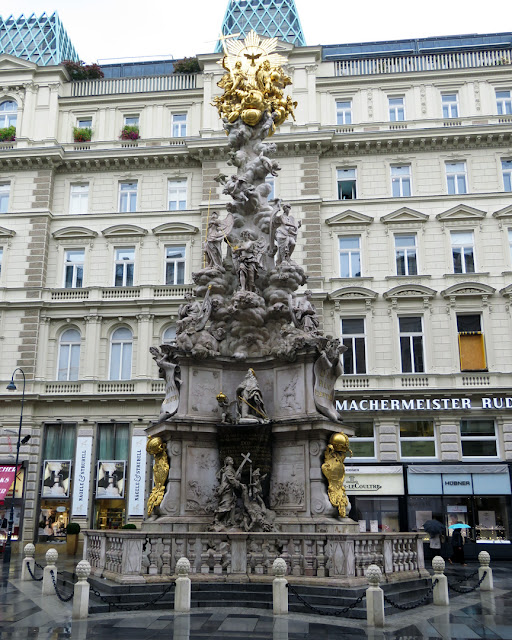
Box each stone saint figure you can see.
[149,345,180,423]
[269,200,301,264]
[232,231,265,292]
[203,211,234,270]
[214,456,242,527]
[290,290,319,333]
[236,368,268,423]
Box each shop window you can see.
[43,423,76,460]
[338,236,361,277]
[475,496,510,543]
[399,316,424,373]
[337,168,357,200]
[394,233,417,276]
[460,419,498,458]
[95,423,129,529]
[457,314,486,371]
[351,497,399,533]
[400,420,436,458]
[97,423,130,460]
[349,422,375,458]
[57,328,81,381]
[341,318,366,374]
[109,327,132,380]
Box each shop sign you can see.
[336,397,512,412]
[96,461,125,499]
[344,465,404,496]
[0,465,20,501]
[128,436,147,516]
[71,437,92,516]
[442,474,473,495]
[408,470,511,495]
[41,461,71,498]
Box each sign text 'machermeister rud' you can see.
[336,397,512,412]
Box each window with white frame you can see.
[391,165,412,197]
[400,421,436,458]
[0,183,9,213]
[114,247,135,287]
[109,327,133,380]
[163,325,177,343]
[57,328,81,381]
[168,179,187,210]
[460,419,498,458]
[63,249,84,288]
[395,233,417,276]
[496,90,512,116]
[388,96,405,121]
[0,100,17,128]
[451,230,475,274]
[502,160,512,192]
[265,175,275,200]
[336,100,352,125]
[442,93,459,118]
[172,113,187,137]
[0,247,4,276]
[446,162,468,194]
[337,168,357,200]
[124,114,139,126]
[457,314,486,372]
[399,316,424,373]
[341,318,366,374]
[339,236,361,278]
[77,117,92,128]
[119,181,137,213]
[350,422,375,458]
[69,183,89,214]
[165,245,186,285]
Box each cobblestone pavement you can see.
[1,558,512,639]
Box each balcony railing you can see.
[46,284,193,303]
[335,48,512,76]
[338,372,497,391]
[70,73,197,97]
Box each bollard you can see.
[432,556,449,606]
[478,551,493,591]
[365,564,384,627]
[21,543,35,582]
[272,558,288,615]
[42,548,58,596]
[174,557,191,613]
[72,560,91,619]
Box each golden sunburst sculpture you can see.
[213,31,297,132]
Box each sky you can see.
[4,0,512,63]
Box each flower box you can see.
[73,127,92,142]
[0,126,16,142]
[120,125,140,141]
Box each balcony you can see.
[337,372,504,392]
[69,73,198,97]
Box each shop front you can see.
[39,459,72,542]
[0,463,26,551]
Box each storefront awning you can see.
[408,464,508,474]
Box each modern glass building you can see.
[217,0,306,51]
[0,12,79,66]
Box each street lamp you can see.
[3,368,30,567]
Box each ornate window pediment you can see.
[152,222,199,235]
[329,286,377,311]
[52,226,98,240]
[441,282,495,300]
[326,210,373,226]
[0,225,15,238]
[492,204,512,220]
[0,54,37,72]
[381,207,428,224]
[102,224,148,239]
[384,284,437,300]
[436,204,486,222]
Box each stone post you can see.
[365,564,384,627]
[72,560,91,619]
[21,543,35,581]
[42,548,58,596]
[478,551,493,591]
[432,556,449,606]
[272,558,288,615]
[174,557,191,613]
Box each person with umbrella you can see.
[448,515,469,565]
[423,519,445,553]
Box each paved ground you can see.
[1,557,512,639]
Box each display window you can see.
[94,498,125,530]
[351,497,400,533]
[39,502,70,542]
[0,505,21,549]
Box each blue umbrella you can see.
[449,523,470,529]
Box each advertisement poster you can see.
[128,435,147,516]
[96,461,125,498]
[415,510,433,530]
[71,437,92,516]
[41,461,71,498]
[478,510,496,529]
[0,465,21,501]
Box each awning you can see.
[408,464,508,474]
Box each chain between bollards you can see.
[383,579,438,611]
[50,569,74,602]
[448,570,487,594]
[25,560,43,582]
[89,581,175,612]
[286,582,366,618]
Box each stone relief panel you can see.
[270,444,305,510]
[188,368,221,417]
[274,364,305,417]
[184,445,219,514]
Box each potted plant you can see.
[120,125,140,141]
[173,57,200,73]
[0,126,16,142]
[121,523,137,529]
[66,522,81,555]
[73,127,92,143]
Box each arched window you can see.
[109,327,132,380]
[57,329,81,381]
[0,101,17,128]
[162,325,177,344]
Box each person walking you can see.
[449,521,467,565]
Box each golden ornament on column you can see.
[321,432,352,518]
[146,436,169,516]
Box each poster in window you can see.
[478,510,496,529]
[415,510,432,530]
[96,461,125,499]
[41,461,71,498]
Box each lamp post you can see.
[3,368,30,567]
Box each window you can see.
[165,245,186,285]
[457,314,486,371]
[265,175,275,200]
[77,117,92,128]
[64,249,84,288]
[496,90,512,116]
[168,179,187,210]
[119,182,137,213]
[163,325,177,343]
[43,423,76,460]
[69,183,89,214]
[388,97,405,121]
[460,420,498,458]
[400,421,436,458]
[350,422,375,458]
[109,327,132,380]
[0,183,9,213]
[336,100,352,125]
[391,165,411,197]
[57,329,81,381]
[509,229,512,263]
[399,316,424,373]
[446,162,467,194]
[337,168,356,200]
[114,247,135,287]
[97,423,130,460]
[395,234,417,276]
[442,93,459,118]
[172,113,187,137]
[502,160,512,192]
[0,100,17,128]
[339,236,361,278]
[0,247,3,276]
[451,231,475,274]
[124,115,139,126]
[341,318,366,374]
